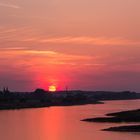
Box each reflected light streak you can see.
[44,107,66,140]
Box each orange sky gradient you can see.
[0,0,140,91]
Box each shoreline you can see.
[82,108,140,132]
[82,109,140,123]
[0,100,103,110]
[103,125,140,132]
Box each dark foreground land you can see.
[82,109,140,132]
[0,88,140,110]
[103,125,140,132]
[82,109,140,123]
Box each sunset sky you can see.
[0,0,140,91]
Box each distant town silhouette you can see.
[0,87,140,110]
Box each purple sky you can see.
[0,0,140,92]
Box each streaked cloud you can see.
[4,35,140,46]
[0,2,20,9]
[26,50,58,55]
[0,26,139,46]
[0,49,93,64]
[37,36,140,46]
[0,47,26,50]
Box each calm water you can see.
[0,100,140,140]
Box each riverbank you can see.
[82,109,140,123]
[103,125,140,132]
[82,109,140,132]
[0,99,102,110]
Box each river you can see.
[0,100,140,140]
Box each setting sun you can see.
[48,85,57,92]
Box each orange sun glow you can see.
[49,85,57,92]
